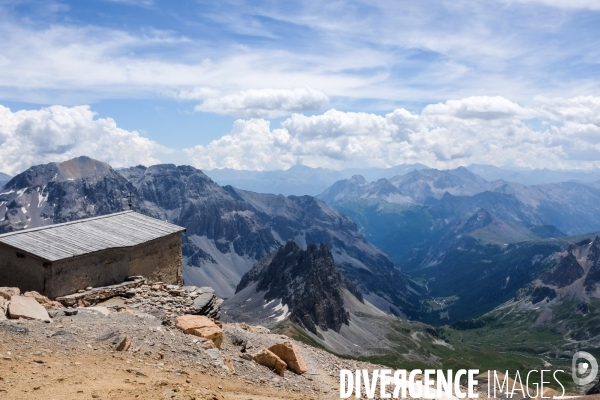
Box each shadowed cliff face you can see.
[541,251,585,288]
[517,237,600,305]
[236,241,360,333]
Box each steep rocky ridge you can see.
[518,236,600,303]
[443,234,600,339]
[230,241,355,334]
[223,241,441,360]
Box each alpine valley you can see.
[3,156,600,392]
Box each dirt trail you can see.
[0,349,307,400]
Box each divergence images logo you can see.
[572,351,598,386]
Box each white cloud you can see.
[184,96,600,171]
[423,96,532,120]
[0,20,385,104]
[3,96,600,176]
[0,105,167,176]
[1,0,599,108]
[184,119,295,170]
[193,87,329,118]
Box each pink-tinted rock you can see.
[252,348,287,376]
[8,295,50,322]
[175,315,223,348]
[268,341,308,374]
[23,291,63,309]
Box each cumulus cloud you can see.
[423,96,532,120]
[185,96,600,171]
[0,105,167,176]
[194,87,329,118]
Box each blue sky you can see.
[0,0,600,174]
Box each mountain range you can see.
[0,156,420,316]
[4,157,600,325]
[319,167,600,262]
[204,163,600,197]
[203,163,429,196]
[316,166,600,323]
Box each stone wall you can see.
[48,248,130,298]
[128,233,182,285]
[0,233,183,298]
[0,242,48,294]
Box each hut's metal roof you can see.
[0,211,185,262]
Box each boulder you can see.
[8,295,50,322]
[23,291,63,309]
[252,348,287,376]
[191,291,221,318]
[175,315,223,348]
[268,341,307,374]
[0,287,20,300]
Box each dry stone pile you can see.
[55,277,146,307]
[53,277,222,319]
[0,276,224,326]
[125,283,222,319]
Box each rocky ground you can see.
[0,303,391,399]
[2,280,599,400]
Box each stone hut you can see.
[0,211,185,298]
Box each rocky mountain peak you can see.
[4,156,114,190]
[349,175,367,185]
[56,156,112,181]
[461,208,493,232]
[450,166,488,184]
[235,240,360,333]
